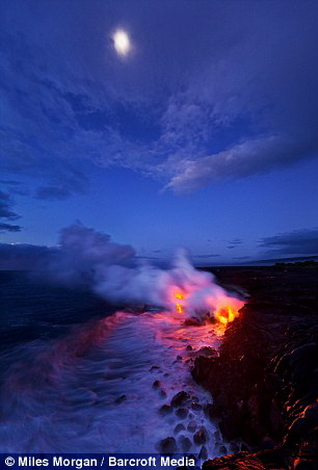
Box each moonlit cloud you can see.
[1,1,318,195]
[0,1,317,265]
[163,134,317,193]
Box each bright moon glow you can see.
[113,30,131,56]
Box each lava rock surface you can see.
[193,263,318,469]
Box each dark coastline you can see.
[193,263,318,469]
[0,265,317,464]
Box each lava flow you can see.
[171,286,244,329]
[215,302,241,326]
[174,291,184,314]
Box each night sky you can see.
[1,0,318,267]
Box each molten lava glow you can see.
[175,292,184,300]
[175,291,184,314]
[215,305,240,327]
[167,279,244,329]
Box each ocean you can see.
[0,271,231,458]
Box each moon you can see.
[113,29,131,57]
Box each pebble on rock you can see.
[191,402,202,411]
[218,445,227,455]
[193,427,207,445]
[199,445,208,460]
[195,346,218,358]
[175,407,188,419]
[187,421,197,432]
[174,423,185,433]
[229,442,239,453]
[179,435,192,452]
[158,437,177,454]
[159,404,173,415]
[171,391,191,407]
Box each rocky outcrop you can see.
[193,264,318,469]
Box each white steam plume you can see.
[44,222,244,318]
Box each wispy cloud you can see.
[0,223,21,232]
[193,254,220,259]
[259,228,318,256]
[164,135,316,193]
[0,190,22,232]
[226,238,243,250]
[1,1,318,195]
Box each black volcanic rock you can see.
[179,435,192,452]
[192,264,318,470]
[183,318,203,326]
[171,391,190,407]
[152,380,161,388]
[174,423,185,433]
[158,437,177,453]
[199,445,208,460]
[187,420,197,432]
[202,453,267,469]
[159,404,173,415]
[195,346,218,358]
[175,407,188,419]
[193,426,208,445]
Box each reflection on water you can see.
[0,272,231,458]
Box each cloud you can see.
[164,135,316,193]
[0,190,19,219]
[36,186,75,201]
[0,189,22,232]
[226,238,242,250]
[0,223,21,232]
[259,228,318,256]
[0,222,135,273]
[193,254,220,259]
[0,223,244,320]
[0,243,52,270]
[1,1,318,193]
[45,222,136,285]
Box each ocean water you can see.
[0,271,231,458]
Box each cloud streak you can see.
[1,1,318,195]
[260,228,318,256]
[164,135,317,193]
[0,190,22,232]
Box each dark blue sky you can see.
[1,0,318,266]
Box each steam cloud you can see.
[44,222,244,318]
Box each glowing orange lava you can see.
[175,291,184,314]
[215,305,240,327]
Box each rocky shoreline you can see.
[192,263,318,469]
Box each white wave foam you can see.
[0,311,231,458]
